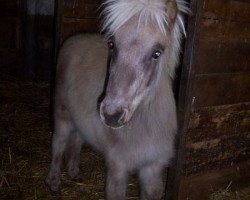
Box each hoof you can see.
[68,168,83,183]
[71,174,83,183]
[50,189,61,196]
[45,176,61,196]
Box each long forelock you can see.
[101,0,189,37]
[101,0,190,78]
[101,0,168,36]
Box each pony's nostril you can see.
[117,109,127,124]
[102,109,126,128]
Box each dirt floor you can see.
[0,65,140,200]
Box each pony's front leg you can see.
[67,131,84,181]
[106,162,128,200]
[45,117,73,195]
[139,162,165,200]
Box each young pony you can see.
[46,0,189,199]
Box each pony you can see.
[46,0,189,199]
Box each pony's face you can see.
[100,12,176,129]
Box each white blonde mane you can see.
[101,0,190,77]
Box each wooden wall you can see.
[0,0,23,67]
[57,0,101,45]
[172,0,250,199]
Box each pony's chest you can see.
[109,131,166,162]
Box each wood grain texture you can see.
[178,161,250,200]
[195,41,250,74]
[0,0,22,66]
[0,17,21,50]
[184,104,250,175]
[187,103,250,142]
[62,0,101,19]
[0,0,21,9]
[194,17,250,74]
[58,0,102,44]
[60,18,100,42]
[182,103,250,175]
[191,73,250,107]
[203,0,250,22]
[184,134,249,175]
[199,18,250,44]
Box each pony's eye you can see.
[152,51,161,59]
[108,41,114,50]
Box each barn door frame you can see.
[165,0,205,199]
[23,0,56,80]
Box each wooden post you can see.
[164,0,204,199]
[23,0,55,80]
[23,0,37,78]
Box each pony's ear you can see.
[166,0,178,27]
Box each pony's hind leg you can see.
[139,162,165,200]
[46,110,74,195]
[67,131,84,181]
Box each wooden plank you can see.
[183,103,250,175]
[194,17,250,74]
[0,0,21,9]
[60,18,100,42]
[195,40,250,74]
[199,18,250,44]
[178,161,250,200]
[62,0,101,19]
[0,17,21,50]
[187,103,250,143]
[0,50,21,66]
[203,0,250,22]
[191,73,250,107]
[183,133,249,175]
[0,0,22,67]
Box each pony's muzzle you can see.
[100,104,128,129]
